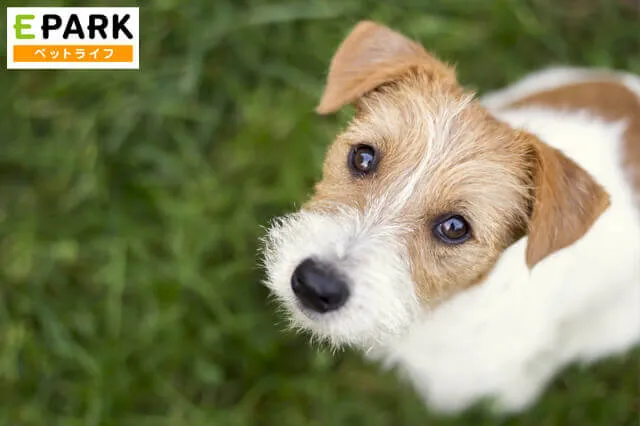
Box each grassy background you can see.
[1,0,639,425]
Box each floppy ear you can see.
[525,137,610,268]
[315,21,456,115]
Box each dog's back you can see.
[484,67,640,201]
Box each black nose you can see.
[291,258,349,313]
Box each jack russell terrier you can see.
[262,21,640,413]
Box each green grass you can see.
[1,0,639,425]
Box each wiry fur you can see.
[310,73,536,303]
[263,207,420,349]
[261,21,640,414]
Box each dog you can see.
[262,21,640,413]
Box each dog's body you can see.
[263,22,640,413]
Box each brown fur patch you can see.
[525,139,610,267]
[504,79,640,265]
[506,80,640,197]
[309,70,533,303]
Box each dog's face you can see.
[262,21,610,349]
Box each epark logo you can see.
[6,7,139,69]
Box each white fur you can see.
[263,207,420,348]
[384,68,640,412]
[263,66,640,413]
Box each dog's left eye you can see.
[349,145,377,175]
[433,215,471,244]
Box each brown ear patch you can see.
[316,21,456,115]
[505,79,640,206]
[503,78,640,266]
[526,137,610,268]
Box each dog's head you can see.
[262,21,609,349]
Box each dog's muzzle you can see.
[291,258,350,313]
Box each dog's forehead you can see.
[335,87,522,183]
[313,83,532,240]
[345,85,512,160]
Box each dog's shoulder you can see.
[482,67,640,206]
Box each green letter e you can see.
[14,15,35,39]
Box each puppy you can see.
[262,21,640,413]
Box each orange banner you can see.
[13,45,134,62]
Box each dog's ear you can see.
[316,21,456,115]
[525,137,610,268]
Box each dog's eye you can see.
[349,145,377,175]
[433,215,471,244]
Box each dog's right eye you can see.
[349,145,377,175]
[433,214,472,245]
